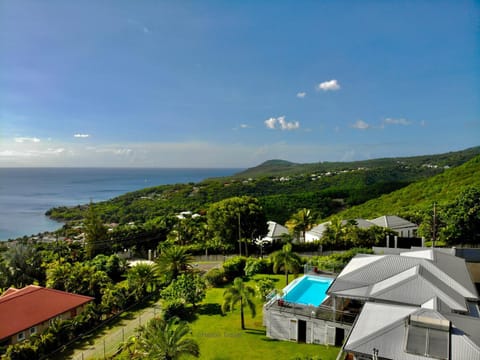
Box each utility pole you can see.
[238,212,242,256]
[432,202,436,248]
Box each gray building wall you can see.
[264,308,351,345]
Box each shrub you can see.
[205,268,226,287]
[244,257,272,276]
[163,300,188,320]
[222,256,247,281]
[255,277,276,300]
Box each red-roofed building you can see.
[0,285,94,346]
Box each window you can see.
[17,332,25,341]
[30,327,37,335]
[405,316,450,360]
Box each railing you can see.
[265,298,357,325]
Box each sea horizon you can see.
[0,167,242,241]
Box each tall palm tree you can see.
[155,245,193,280]
[286,208,315,242]
[222,277,256,330]
[135,317,200,360]
[270,243,302,285]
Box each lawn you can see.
[186,274,341,360]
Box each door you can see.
[335,327,345,346]
[298,320,307,343]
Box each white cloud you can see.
[14,137,40,143]
[317,79,340,91]
[264,117,277,129]
[264,116,300,131]
[240,124,249,128]
[383,118,411,126]
[296,92,306,98]
[74,134,90,138]
[352,120,370,130]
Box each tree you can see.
[135,317,200,360]
[270,243,301,285]
[84,202,109,258]
[155,245,193,281]
[207,196,268,255]
[321,217,347,249]
[285,208,315,242]
[126,263,160,302]
[161,273,206,308]
[3,241,45,287]
[222,277,257,330]
[443,187,480,245]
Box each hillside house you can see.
[256,221,289,244]
[305,219,375,242]
[263,249,480,359]
[369,215,418,238]
[0,285,94,346]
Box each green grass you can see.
[186,274,341,360]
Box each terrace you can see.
[263,273,359,345]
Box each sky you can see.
[0,0,479,168]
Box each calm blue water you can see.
[0,168,241,241]
[283,275,333,306]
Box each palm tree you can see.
[136,317,200,360]
[222,277,256,330]
[286,208,315,242]
[155,245,193,280]
[126,262,160,301]
[270,243,302,285]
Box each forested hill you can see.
[235,146,480,178]
[334,154,480,220]
[47,146,480,226]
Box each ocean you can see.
[0,168,241,241]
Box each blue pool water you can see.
[283,275,333,306]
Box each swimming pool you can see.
[282,275,333,306]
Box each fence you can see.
[68,305,161,360]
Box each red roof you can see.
[0,285,94,340]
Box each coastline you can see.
[0,167,242,241]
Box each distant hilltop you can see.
[234,146,480,178]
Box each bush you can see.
[255,277,276,300]
[205,268,226,287]
[163,300,188,320]
[244,257,272,276]
[222,256,247,281]
[310,248,373,272]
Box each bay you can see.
[0,167,241,241]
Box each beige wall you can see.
[467,262,480,284]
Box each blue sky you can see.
[1,0,479,167]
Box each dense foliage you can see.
[45,148,480,232]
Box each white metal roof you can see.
[369,215,418,230]
[330,250,478,305]
[345,302,480,360]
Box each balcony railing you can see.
[264,296,357,325]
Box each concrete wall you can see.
[265,308,351,345]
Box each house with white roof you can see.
[369,215,418,238]
[256,221,289,244]
[329,249,480,359]
[344,301,480,360]
[305,219,376,242]
[264,248,480,358]
[305,215,419,242]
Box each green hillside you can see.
[235,146,480,178]
[46,147,480,227]
[335,154,480,220]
